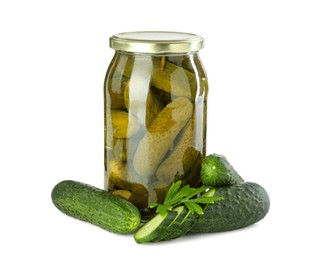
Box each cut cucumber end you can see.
[150,206,186,242]
[134,211,178,244]
[134,213,165,243]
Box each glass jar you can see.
[104,31,208,219]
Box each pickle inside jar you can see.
[104,53,207,218]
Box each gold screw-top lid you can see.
[109,31,204,54]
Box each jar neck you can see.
[109,51,204,79]
[115,50,199,58]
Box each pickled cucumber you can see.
[133,97,193,177]
[110,110,139,138]
[110,52,135,83]
[151,59,197,99]
[104,51,208,218]
[112,132,143,162]
[112,138,127,161]
[124,84,164,128]
[152,151,201,204]
[166,55,196,73]
[104,52,134,111]
[108,159,128,183]
[117,56,198,100]
[166,54,208,97]
[108,160,149,209]
[150,86,172,107]
[156,120,198,183]
[104,53,120,110]
[146,89,165,126]
[151,182,171,204]
[180,150,202,188]
[106,76,129,110]
[112,189,132,200]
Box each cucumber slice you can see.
[134,211,177,244]
[162,210,198,241]
[160,188,216,240]
[150,206,186,242]
[161,188,216,240]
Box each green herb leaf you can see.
[164,181,182,203]
[150,181,223,216]
[149,202,159,208]
[184,202,204,215]
[156,205,168,217]
[166,185,195,205]
[184,186,207,200]
[191,196,224,204]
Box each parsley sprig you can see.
[150,181,223,216]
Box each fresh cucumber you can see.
[51,180,141,235]
[160,188,218,241]
[162,209,198,241]
[151,206,188,242]
[134,211,177,244]
[190,182,270,233]
[200,154,244,187]
[134,206,198,243]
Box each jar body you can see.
[104,51,208,218]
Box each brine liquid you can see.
[104,52,208,219]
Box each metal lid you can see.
[109,31,204,54]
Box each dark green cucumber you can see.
[200,154,244,187]
[162,210,198,241]
[190,182,270,233]
[160,188,218,241]
[134,211,177,244]
[51,180,141,234]
[151,206,188,242]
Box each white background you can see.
[1,0,324,259]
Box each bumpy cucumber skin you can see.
[156,120,200,184]
[200,154,244,187]
[190,182,270,233]
[133,97,193,177]
[51,180,141,235]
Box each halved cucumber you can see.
[151,206,187,242]
[134,206,197,244]
[162,210,198,241]
[134,211,177,244]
